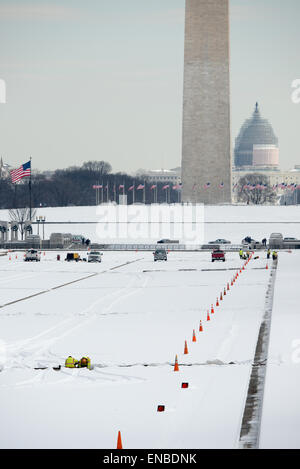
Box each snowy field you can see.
[0,205,300,449]
[1,204,300,244]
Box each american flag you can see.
[119,184,124,189]
[10,160,31,183]
[162,184,169,190]
[128,185,134,191]
[150,185,157,190]
[219,182,224,189]
[137,184,144,190]
[204,182,211,189]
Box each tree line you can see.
[0,161,180,209]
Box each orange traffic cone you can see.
[224,288,226,296]
[9,256,11,261]
[216,297,219,306]
[266,264,268,270]
[220,292,223,301]
[117,431,123,449]
[174,355,179,371]
[211,304,214,314]
[192,329,197,342]
[199,320,203,332]
[184,341,188,355]
[207,310,210,321]
[227,282,230,291]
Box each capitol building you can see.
[232,103,300,197]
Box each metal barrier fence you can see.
[89,243,251,252]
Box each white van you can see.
[87,251,102,263]
[24,249,41,262]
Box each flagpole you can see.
[133,180,135,204]
[29,157,32,221]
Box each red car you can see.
[211,249,225,262]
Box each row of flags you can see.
[237,183,300,191]
[93,183,182,191]
[94,181,300,192]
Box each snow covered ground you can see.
[1,204,300,244]
[0,204,299,448]
[260,251,300,449]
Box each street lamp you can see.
[36,216,46,240]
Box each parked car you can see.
[87,251,102,263]
[157,239,179,244]
[283,237,297,241]
[65,252,81,262]
[153,249,168,261]
[208,239,231,244]
[24,249,41,262]
[211,249,225,262]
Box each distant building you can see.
[137,167,181,185]
[234,103,279,170]
[232,166,300,204]
[0,158,11,178]
[233,166,300,187]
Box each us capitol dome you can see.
[234,103,279,169]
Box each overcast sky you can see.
[0,0,299,173]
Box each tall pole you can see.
[14,183,17,208]
[133,180,135,204]
[29,157,32,221]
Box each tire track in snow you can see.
[238,259,278,449]
[0,258,142,309]
[1,262,149,386]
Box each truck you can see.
[65,252,81,262]
[211,249,225,262]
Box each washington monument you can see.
[181,0,231,204]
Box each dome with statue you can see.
[234,103,279,168]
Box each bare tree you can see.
[9,207,37,240]
[82,161,112,174]
[237,173,277,205]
